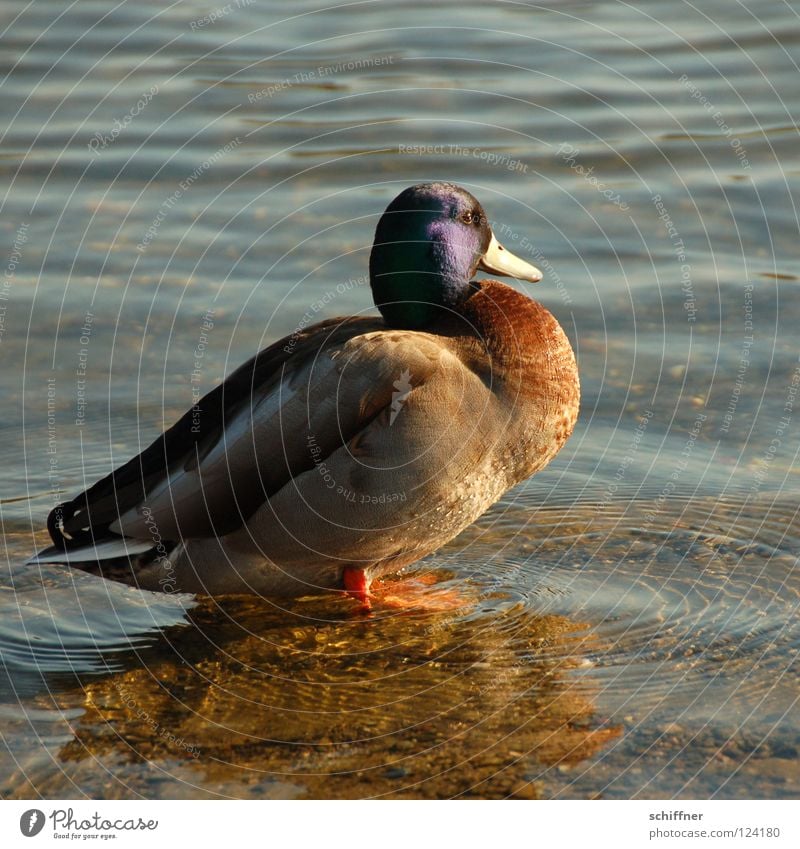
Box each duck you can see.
[30,182,579,606]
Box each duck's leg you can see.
[342,566,372,608]
[342,567,466,612]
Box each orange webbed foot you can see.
[369,573,469,612]
[342,568,470,614]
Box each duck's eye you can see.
[462,211,479,225]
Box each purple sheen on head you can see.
[369,183,493,328]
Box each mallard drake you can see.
[31,183,579,604]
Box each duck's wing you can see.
[38,316,449,561]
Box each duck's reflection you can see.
[22,576,620,798]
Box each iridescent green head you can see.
[369,182,542,328]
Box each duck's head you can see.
[369,182,543,328]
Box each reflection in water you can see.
[4,585,618,799]
[2,483,799,799]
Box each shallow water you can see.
[1,0,799,799]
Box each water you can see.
[1,0,799,799]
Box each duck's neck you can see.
[459,280,580,480]
[459,280,572,372]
